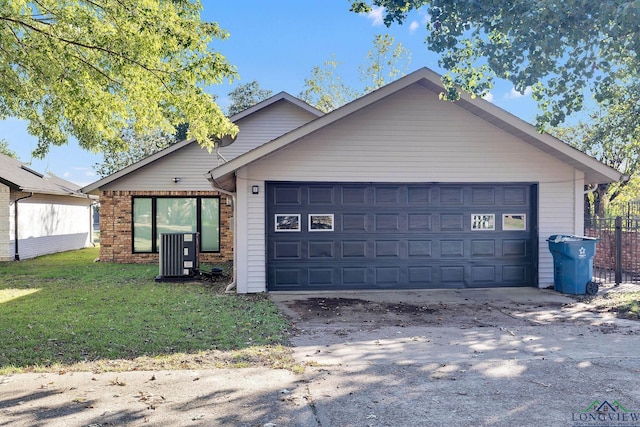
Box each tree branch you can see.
[0,15,174,92]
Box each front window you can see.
[133,197,220,253]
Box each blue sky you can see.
[2,1,539,186]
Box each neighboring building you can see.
[0,153,96,261]
[81,93,323,264]
[207,68,624,293]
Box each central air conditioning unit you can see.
[156,233,200,281]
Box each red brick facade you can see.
[587,228,639,273]
[99,190,233,264]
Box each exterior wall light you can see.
[252,185,259,195]
[172,177,181,183]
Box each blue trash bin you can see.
[547,235,599,295]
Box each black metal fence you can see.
[585,216,640,284]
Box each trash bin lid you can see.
[547,235,598,243]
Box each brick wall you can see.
[586,228,639,273]
[99,190,233,264]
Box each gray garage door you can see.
[266,182,537,291]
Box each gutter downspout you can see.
[207,173,237,293]
[14,192,33,260]
[88,196,98,247]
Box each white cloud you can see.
[482,92,494,103]
[367,5,385,26]
[409,21,420,33]
[505,86,533,99]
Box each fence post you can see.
[615,216,622,285]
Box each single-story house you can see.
[207,68,623,293]
[83,67,623,293]
[0,153,97,261]
[81,92,323,265]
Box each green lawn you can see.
[0,248,292,374]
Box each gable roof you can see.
[82,92,323,194]
[0,153,90,198]
[208,67,624,188]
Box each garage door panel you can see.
[273,241,301,259]
[471,240,495,257]
[472,187,496,205]
[408,187,431,204]
[376,267,400,285]
[409,266,433,284]
[375,214,400,231]
[441,213,465,231]
[308,187,335,204]
[343,267,367,285]
[342,186,368,204]
[440,187,464,205]
[274,187,301,205]
[342,214,368,231]
[267,182,536,290]
[441,240,464,257]
[308,268,335,285]
[503,239,527,256]
[408,240,432,257]
[308,241,334,258]
[408,213,432,231]
[504,187,528,204]
[375,186,401,204]
[374,240,402,257]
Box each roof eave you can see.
[210,67,623,186]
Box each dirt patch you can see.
[285,297,544,328]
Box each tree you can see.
[299,56,359,113]
[0,1,238,158]
[349,1,639,131]
[94,128,179,178]
[551,108,640,218]
[300,34,411,112]
[227,81,273,116]
[360,34,412,93]
[95,79,272,177]
[0,139,18,159]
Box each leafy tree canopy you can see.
[300,34,411,112]
[227,81,273,116]
[0,0,238,158]
[350,1,639,130]
[551,108,640,216]
[0,139,18,159]
[94,128,179,178]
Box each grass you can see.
[580,291,640,320]
[0,248,296,374]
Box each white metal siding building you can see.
[0,154,95,261]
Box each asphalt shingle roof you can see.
[0,152,85,196]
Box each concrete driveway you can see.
[271,286,640,427]
[1,286,639,426]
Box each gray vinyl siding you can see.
[102,101,317,191]
[219,101,319,160]
[236,84,583,292]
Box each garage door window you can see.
[471,214,495,230]
[503,214,527,230]
[133,197,220,253]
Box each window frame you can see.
[131,196,221,254]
